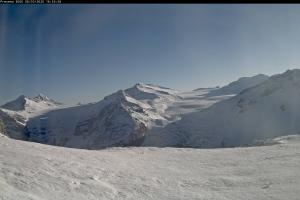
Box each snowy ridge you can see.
[1,94,62,112]
[207,74,269,96]
[23,84,180,148]
[0,72,282,149]
[144,69,300,148]
[1,95,27,111]
[23,83,229,149]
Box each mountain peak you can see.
[37,93,48,99]
[238,73,267,79]
[31,93,51,102]
[134,83,151,90]
[30,94,62,106]
[1,94,62,111]
[276,68,300,80]
[1,95,27,111]
[104,90,128,102]
[284,68,300,73]
[18,95,26,99]
[135,82,145,86]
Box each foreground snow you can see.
[1,136,300,200]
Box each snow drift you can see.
[1,135,300,200]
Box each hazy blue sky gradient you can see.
[1,5,300,104]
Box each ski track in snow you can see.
[0,136,300,200]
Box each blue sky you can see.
[1,5,300,104]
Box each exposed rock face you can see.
[0,118,6,135]
[71,101,148,149]
[1,95,27,111]
[0,110,24,140]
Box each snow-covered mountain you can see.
[207,74,269,96]
[24,83,229,149]
[1,94,62,113]
[0,94,62,139]
[0,73,277,149]
[144,69,300,148]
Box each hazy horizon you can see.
[1,5,300,104]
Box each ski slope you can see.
[0,135,299,200]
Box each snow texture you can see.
[0,135,300,200]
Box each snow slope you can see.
[144,69,300,148]
[24,83,230,149]
[0,135,300,200]
[207,74,269,96]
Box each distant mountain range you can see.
[1,69,299,149]
[144,69,300,148]
[22,83,230,149]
